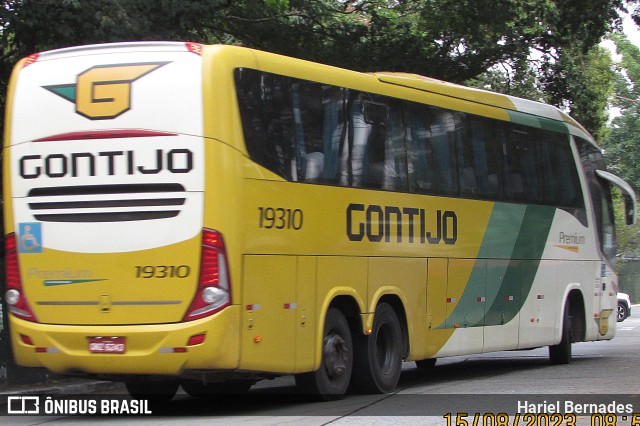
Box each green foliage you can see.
[601,35,640,257]
[0,0,634,139]
[612,190,640,258]
[541,46,615,140]
[468,0,623,138]
[603,35,640,190]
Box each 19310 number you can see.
[135,265,191,278]
[258,207,303,230]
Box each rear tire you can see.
[353,303,403,393]
[549,303,572,365]
[295,307,353,400]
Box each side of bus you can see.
[3,44,636,400]
[199,46,635,396]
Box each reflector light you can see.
[186,42,203,56]
[35,347,59,353]
[159,347,188,353]
[187,334,206,346]
[20,335,34,345]
[22,54,39,68]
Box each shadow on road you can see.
[141,352,607,417]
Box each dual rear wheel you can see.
[295,302,403,399]
[125,302,405,401]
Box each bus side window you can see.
[341,93,369,187]
[504,127,542,203]
[319,86,346,184]
[235,69,296,181]
[383,102,408,192]
[292,81,324,182]
[362,99,387,189]
[539,131,582,208]
[458,117,503,200]
[405,104,458,197]
[345,96,408,191]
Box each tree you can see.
[1,0,633,129]
[601,34,640,257]
[604,35,640,191]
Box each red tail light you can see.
[183,229,231,321]
[4,234,38,322]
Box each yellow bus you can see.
[3,42,636,400]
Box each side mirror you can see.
[596,170,637,225]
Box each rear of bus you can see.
[3,42,239,379]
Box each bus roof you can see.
[374,72,592,141]
[26,41,595,143]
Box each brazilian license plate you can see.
[88,336,126,354]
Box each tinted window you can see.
[235,68,584,211]
[346,96,407,190]
[576,138,616,263]
[456,116,503,199]
[404,104,458,196]
[539,131,581,207]
[504,126,542,203]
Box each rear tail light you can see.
[183,229,231,321]
[4,234,38,322]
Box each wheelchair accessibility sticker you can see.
[18,223,42,253]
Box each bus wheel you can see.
[125,379,179,402]
[549,303,572,365]
[295,307,353,400]
[182,380,252,396]
[353,302,403,393]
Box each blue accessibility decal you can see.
[18,223,43,253]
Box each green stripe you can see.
[44,279,106,286]
[483,204,556,326]
[508,110,569,134]
[438,204,523,328]
[436,203,556,329]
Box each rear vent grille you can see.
[27,184,186,222]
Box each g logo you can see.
[44,62,169,120]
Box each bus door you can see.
[576,138,637,339]
[594,170,637,339]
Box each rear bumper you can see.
[9,305,240,376]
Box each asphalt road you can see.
[8,306,640,425]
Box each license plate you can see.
[88,337,126,354]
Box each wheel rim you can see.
[323,333,348,380]
[617,304,625,321]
